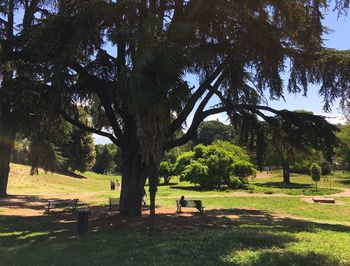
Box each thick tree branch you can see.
[165,107,226,149]
[58,109,121,146]
[97,91,124,139]
[165,103,285,150]
[168,60,227,136]
[23,0,39,29]
[70,62,124,139]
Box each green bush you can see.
[159,161,175,184]
[180,161,209,188]
[174,151,194,174]
[176,141,255,190]
[232,161,256,178]
[310,163,321,191]
[227,176,242,189]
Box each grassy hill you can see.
[7,163,121,199]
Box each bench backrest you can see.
[176,199,202,208]
[109,198,120,205]
[47,199,78,208]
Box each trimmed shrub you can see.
[176,141,255,190]
[310,163,321,191]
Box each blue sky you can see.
[267,10,349,116]
[95,7,350,145]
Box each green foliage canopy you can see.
[310,163,322,183]
[178,141,255,189]
[336,123,350,170]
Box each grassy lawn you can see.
[1,212,350,265]
[8,164,347,200]
[7,164,121,197]
[157,196,350,224]
[251,171,350,192]
[3,164,350,265]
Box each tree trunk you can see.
[118,117,162,216]
[164,176,170,185]
[0,120,16,197]
[282,158,290,185]
[119,146,149,216]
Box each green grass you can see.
[250,182,341,196]
[251,171,350,189]
[7,164,121,197]
[1,212,350,265]
[159,196,350,223]
[3,164,350,265]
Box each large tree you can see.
[0,0,54,197]
[265,111,338,184]
[6,1,350,217]
[336,123,350,170]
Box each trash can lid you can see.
[78,209,90,213]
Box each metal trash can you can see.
[77,209,90,233]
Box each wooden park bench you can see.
[45,199,79,213]
[312,197,335,204]
[108,198,120,211]
[176,199,205,213]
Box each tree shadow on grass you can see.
[56,170,87,179]
[149,182,178,187]
[0,194,83,212]
[169,185,229,192]
[253,182,313,189]
[1,206,349,265]
[336,179,350,185]
[0,195,50,211]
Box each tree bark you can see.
[282,158,290,185]
[164,176,170,185]
[119,146,149,216]
[118,120,156,216]
[0,119,15,197]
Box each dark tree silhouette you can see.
[2,1,350,220]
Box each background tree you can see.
[290,149,324,174]
[158,147,182,185]
[0,0,55,197]
[11,138,30,165]
[62,110,96,172]
[93,144,120,174]
[29,138,64,174]
[159,161,174,185]
[262,111,338,184]
[336,123,350,171]
[262,145,281,172]
[194,120,236,145]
